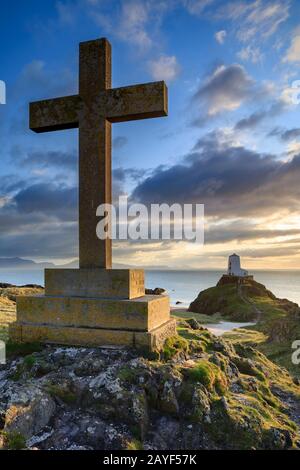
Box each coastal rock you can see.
[0,326,299,450]
[188,275,299,321]
[145,287,166,295]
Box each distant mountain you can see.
[0,258,55,269]
[0,257,170,270]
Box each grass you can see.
[162,335,189,361]
[11,354,37,381]
[6,341,44,359]
[1,431,26,450]
[117,366,138,383]
[225,322,300,379]
[171,309,222,324]
[223,328,266,345]
[126,439,143,450]
[0,301,16,342]
[190,284,254,321]
[183,359,227,395]
[45,383,77,405]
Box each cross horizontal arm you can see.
[106,81,168,123]
[30,95,81,133]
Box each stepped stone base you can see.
[10,268,177,352]
[9,318,177,351]
[13,294,170,331]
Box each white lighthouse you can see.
[227,254,248,277]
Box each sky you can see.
[0,0,300,270]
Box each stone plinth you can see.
[9,318,177,351]
[10,268,176,352]
[45,268,144,299]
[14,294,169,331]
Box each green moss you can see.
[231,356,266,382]
[183,360,227,395]
[162,336,189,361]
[117,366,138,383]
[0,325,8,342]
[171,310,222,324]
[6,341,43,359]
[11,354,37,381]
[206,392,297,449]
[1,431,26,450]
[225,324,300,380]
[177,327,201,341]
[45,384,77,405]
[189,277,296,323]
[126,438,143,450]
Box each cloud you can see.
[13,60,75,102]
[132,129,300,218]
[234,100,285,131]
[206,222,300,244]
[269,127,300,141]
[235,110,268,131]
[113,136,128,150]
[56,1,77,24]
[113,166,147,184]
[215,30,226,44]
[117,0,152,50]
[148,55,181,82]
[237,45,263,64]
[0,178,78,259]
[13,183,77,221]
[192,64,255,121]
[20,150,77,171]
[216,0,290,42]
[0,221,78,259]
[286,141,300,157]
[90,0,171,52]
[284,29,300,62]
[282,128,300,141]
[183,0,215,15]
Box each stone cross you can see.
[30,38,168,269]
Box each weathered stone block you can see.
[45,268,144,299]
[15,294,170,331]
[9,319,177,351]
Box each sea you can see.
[1,268,300,308]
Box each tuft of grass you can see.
[183,360,227,395]
[6,341,44,359]
[11,354,37,381]
[1,431,26,450]
[45,384,77,405]
[171,310,222,324]
[162,336,189,361]
[126,438,143,450]
[117,366,138,383]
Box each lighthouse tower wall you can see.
[227,254,248,277]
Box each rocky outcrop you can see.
[145,287,166,295]
[188,275,299,321]
[0,327,299,450]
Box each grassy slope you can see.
[225,322,300,379]
[188,278,300,379]
[188,279,293,322]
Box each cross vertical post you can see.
[79,39,112,269]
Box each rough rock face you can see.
[0,329,299,450]
[145,287,166,295]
